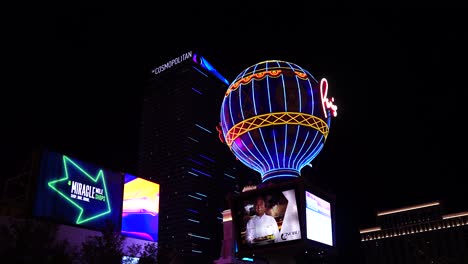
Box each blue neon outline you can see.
[262,168,299,176]
[192,66,208,77]
[301,136,325,164]
[252,77,275,170]
[195,123,212,134]
[291,131,310,169]
[294,132,321,169]
[272,129,281,168]
[294,132,319,169]
[230,143,263,173]
[239,138,268,173]
[191,168,212,178]
[188,194,202,200]
[191,87,202,95]
[287,68,303,168]
[199,154,214,162]
[187,158,204,167]
[236,75,268,172]
[220,98,226,137]
[237,64,271,171]
[262,173,299,182]
[288,126,300,169]
[187,136,199,143]
[299,142,324,169]
[266,63,273,112]
[281,64,288,112]
[188,233,211,240]
[223,173,236,179]
[307,77,315,116]
[238,74,244,123]
[187,171,199,177]
[228,91,235,133]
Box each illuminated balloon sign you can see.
[220,60,337,183]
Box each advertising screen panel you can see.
[33,150,124,231]
[233,188,301,250]
[121,173,159,242]
[305,191,333,246]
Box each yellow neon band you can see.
[225,112,329,147]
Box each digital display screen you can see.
[121,173,159,242]
[33,150,123,231]
[305,191,333,246]
[234,189,301,249]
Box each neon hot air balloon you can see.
[219,60,337,185]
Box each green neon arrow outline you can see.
[47,155,112,225]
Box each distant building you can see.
[360,201,468,263]
[137,50,258,263]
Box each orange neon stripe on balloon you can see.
[225,70,310,97]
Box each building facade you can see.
[137,51,258,263]
[360,201,468,263]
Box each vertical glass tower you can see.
[137,51,257,262]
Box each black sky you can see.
[4,6,468,259]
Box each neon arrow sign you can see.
[47,155,112,225]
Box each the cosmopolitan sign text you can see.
[151,51,193,75]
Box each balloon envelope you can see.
[220,60,337,183]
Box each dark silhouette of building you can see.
[137,50,259,263]
[360,201,468,264]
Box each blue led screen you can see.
[121,173,159,242]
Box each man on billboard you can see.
[245,195,280,245]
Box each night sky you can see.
[5,6,468,260]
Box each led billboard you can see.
[121,173,159,242]
[305,191,333,246]
[232,188,301,251]
[33,150,124,231]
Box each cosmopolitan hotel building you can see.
[360,201,468,263]
[137,50,258,263]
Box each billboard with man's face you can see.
[232,188,302,250]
